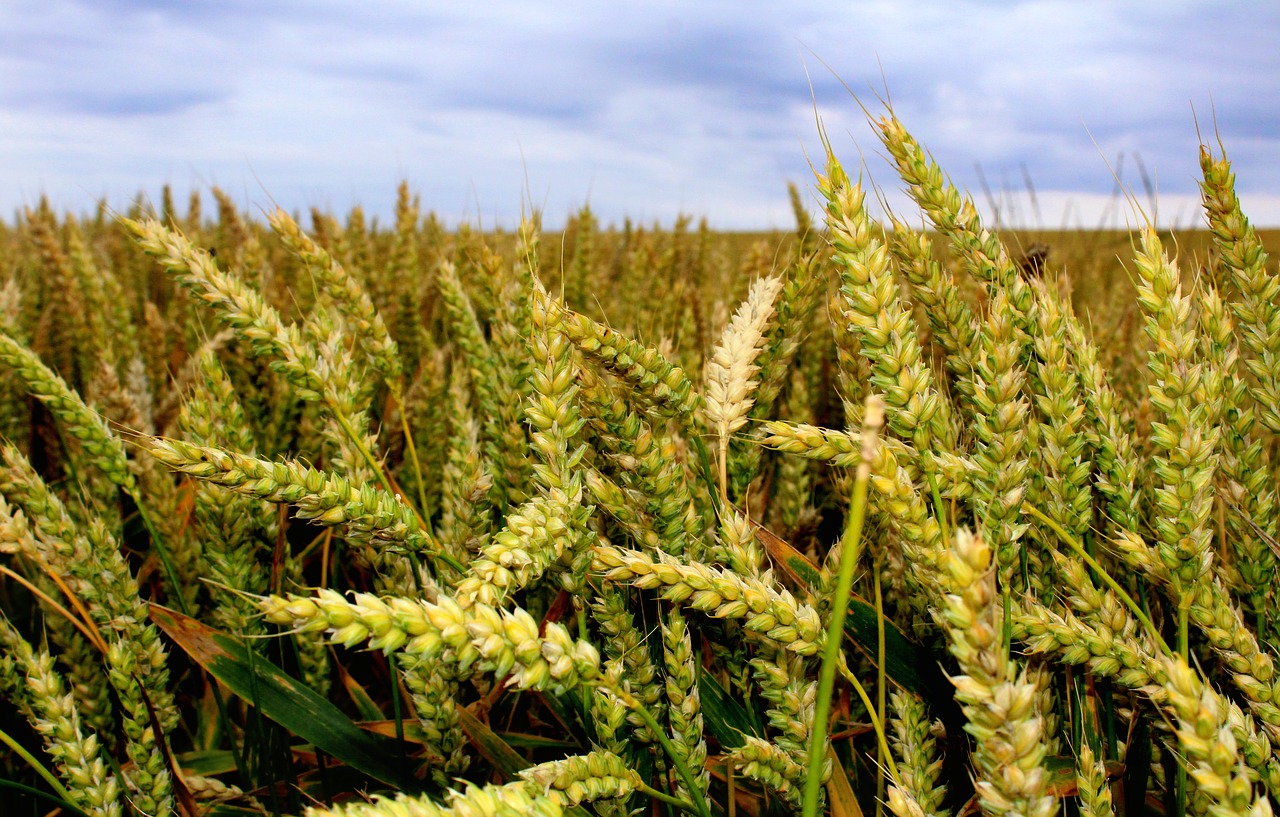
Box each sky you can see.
[1,1,1277,231]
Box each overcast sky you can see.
[2,1,1276,230]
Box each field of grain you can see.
[0,109,1278,817]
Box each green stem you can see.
[331,405,397,498]
[330,400,468,576]
[132,495,191,616]
[207,656,248,787]
[928,471,949,551]
[393,384,432,530]
[0,725,74,804]
[431,549,467,577]
[1177,596,1190,660]
[624,695,711,817]
[1023,503,1171,656]
[874,556,886,817]
[1002,584,1013,662]
[635,781,701,814]
[1176,590,1191,817]
[406,552,427,598]
[0,778,90,817]
[577,607,592,727]
[1172,761,1187,817]
[390,662,408,783]
[838,655,900,786]
[689,433,720,519]
[803,396,883,817]
[717,435,729,509]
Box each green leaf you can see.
[533,689,592,749]
[1124,714,1152,817]
[1041,754,1125,797]
[335,660,386,722]
[149,604,420,793]
[698,666,761,750]
[756,520,971,802]
[455,704,529,777]
[0,779,91,817]
[825,749,864,817]
[755,522,944,698]
[362,720,428,744]
[177,749,239,777]
[492,732,578,750]
[758,522,825,590]
[455,705,594,817]
[839,590,933,695]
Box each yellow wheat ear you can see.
[701,274,784,503]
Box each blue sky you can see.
[2,1,1277,229]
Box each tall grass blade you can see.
[148,605,421,793]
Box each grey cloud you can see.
[11,89,221,118]
[0,0,1277,228]
[793,1,1280,200]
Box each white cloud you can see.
[0,0,1276,228]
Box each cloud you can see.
[792,2,1280,198]
[8,89,221,118]
[0,0,1276,228]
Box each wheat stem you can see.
[1023,503,1170,655]
[804,395,883,817]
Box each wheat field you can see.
[0,108,1277,817]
